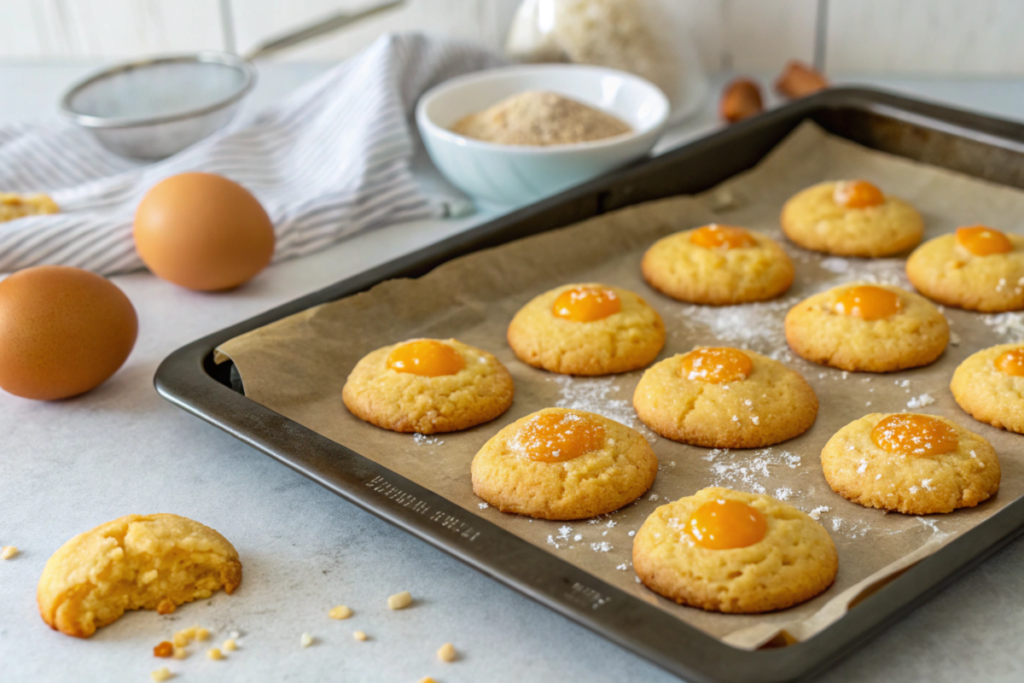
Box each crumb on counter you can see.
[437,642,457,663]
[300,633,314,648]
[1,546,18,560]
[329,605,353,620]
[153,641,173,658]
[156,599,176,615]
[353,631,368,641]
[172,647,188,660]
[418,678,437,683]
[387,591,413,610]
[222,639,237,652]
[207,648,223,661]
[150,667,173,682]
[195,627,210,641]
[173,627,195,647]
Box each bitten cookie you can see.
[951,343,1024,433]
[507,283,665,375]
[38,514,242,638]
[906,226,1024,312]
[785,282,948,372]
[641,224,794,305]
[821,413,1000,515]
[780,180,923,257]
[633,347,817,448]
[471,408,658,520]
[632,487,838,613]
[342,338,514,434]
[0,192,59,223]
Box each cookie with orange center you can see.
[342,338,514,434]
[507,283,665,375]
[785,281,948,372]
[821,413,1000,515]
[632,487,838,613]
[471,408,657,520]
[951,343,1024,433]
[906,226,1024,312]
[781,180,923,257]
[632,347,817,448]
[640,224,794,305]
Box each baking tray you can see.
[155,88,1024,683]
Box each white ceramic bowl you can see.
[416,64,670,206]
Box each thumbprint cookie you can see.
[471,408,658,520]
[785,282,948,372]
[906,226,1024,312]
[342,338,514,434]
[821,413,999,515]
[781,180,923,257]
[632,487,838,613]
[507,283,665,375]
[633,347,818,448]
[641,224,794,305]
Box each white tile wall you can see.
[825,0,1024,75]
[0,0,225,58]
[0,0,1020,76]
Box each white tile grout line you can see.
[219,0,237,55]
[814,0,830,72]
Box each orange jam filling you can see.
[386,340,465,377]
[513,411,605,463]
[833,180,884,208]
[956,225,1013,256]
[996,348,1024,377]
[680,347,753,384]
[871,414,959,457]
[689,224,757,250]
[834,285,901,321]
[552,286,621,322]
[687,499,767,550]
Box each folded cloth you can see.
[0,34,502,276]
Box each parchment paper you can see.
[216,122,1024,649]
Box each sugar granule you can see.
[809,506,830,521]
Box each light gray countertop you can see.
[2,62,1024,683]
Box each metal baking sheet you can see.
[155,88,1024,683]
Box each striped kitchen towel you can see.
[0,33,503,275]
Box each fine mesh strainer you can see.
[60,0,403,160]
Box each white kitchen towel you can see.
[0,33,502,275]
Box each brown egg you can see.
[0,266,137,400]
[134,172,275,291]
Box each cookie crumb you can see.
[173,627,198,647]
[153,641,173,658]
[418,678,437,683]
[300,633,314,648]
[151,667,173,682]
[353,631,368,641]
[387,591,413,610]
[1,546,18,560]
[329,605,353,620]
[223,639,237,651]
[437,642,457,662]
[207,648,223,661]
[156,599,175,615]
[172,647,188,660]
[195,627,210,642]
